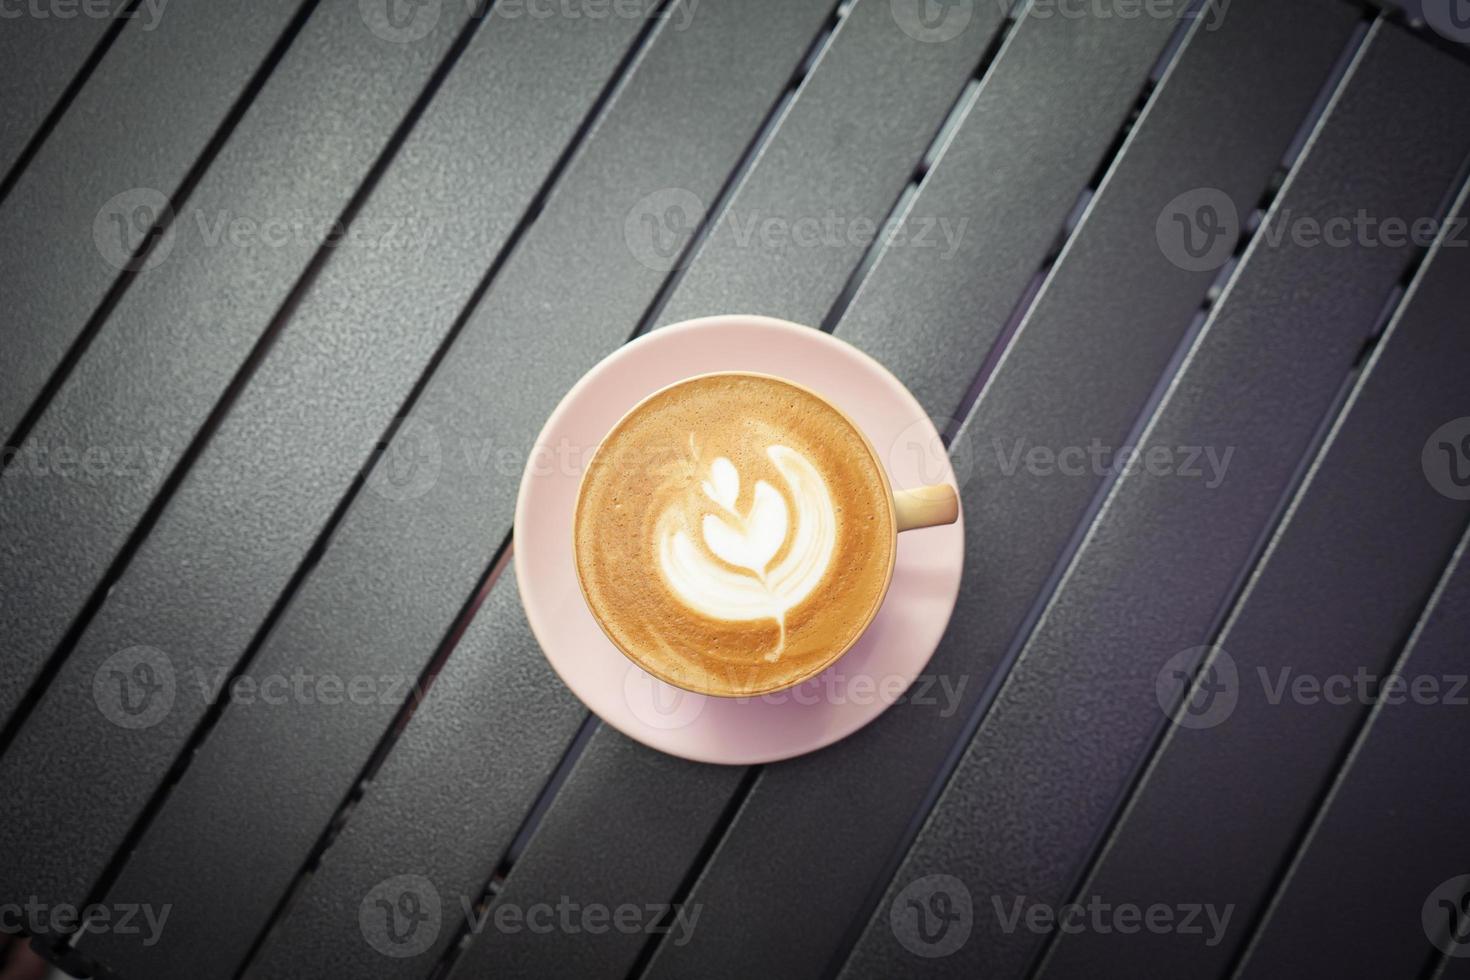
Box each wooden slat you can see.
[441,726,740,980]
[0,0,126,180]
[1441,931,1470,978]
[240,1,997,975]
[0,0,486,738]
[651,0,1004,329]
[1233,526,1470,978]
[243,566,588,979]
[833,0,1173,419]
[68,2,837,977]
[644,2,1363,978]
[1037,170,1470,980]
[1,0,664,933]
[836,20,1470,979]
[0,0,307,441]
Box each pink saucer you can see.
[513,315,964,764]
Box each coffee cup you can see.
[574,371,957,698]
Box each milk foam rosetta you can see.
[658,447,835,660]
[574,374,895,697]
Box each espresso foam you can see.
[574,374,895,697]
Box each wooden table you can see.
[2,0,1469,977]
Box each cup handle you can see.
[893,485,959,532]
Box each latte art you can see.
[658,447,836,661]
[575,374,896,697]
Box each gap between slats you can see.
[1429,922,1470,978]
[0,0,145,209]
[238,538,523,979]
[419,711,603,980]
[937,0,1199,443]
[1227,524,1470,980]
[1367,0,1470,67]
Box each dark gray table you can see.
[2,1,1469,977]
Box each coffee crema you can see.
[574,373,896,697]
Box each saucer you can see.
[513,315,965,765]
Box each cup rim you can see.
[571,369,899,699]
